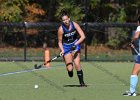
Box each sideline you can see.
[0,64,65,77]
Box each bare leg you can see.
[64,53,73,77]
[74,52,86,86]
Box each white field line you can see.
[0,83,125,87]
[87,83,125,86]
[0,64,65,77]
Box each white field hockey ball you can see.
[34,85,39,88]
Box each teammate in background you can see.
[131,30,139,61]
[123,16,140,96]
[57,10,86,87]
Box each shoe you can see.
[68,71,73,77]
[123,91,138,96]
[80,82,87,87]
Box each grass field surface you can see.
[0,61,139,100]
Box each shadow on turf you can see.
[136,93,140,96]
[63,84,88,87]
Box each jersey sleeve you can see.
[136,26,140,32]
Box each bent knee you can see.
[66,62,73,71]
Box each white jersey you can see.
[135,26,140,55]
[136,26,140,32]
[131,26,140,55]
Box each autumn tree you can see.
[0,0,28,22]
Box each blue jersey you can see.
[61,21,80,55]
[62,21,78,44]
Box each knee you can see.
[132,66,140,75]
[74,63,81,70]
[66,62,73,71]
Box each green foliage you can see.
[0,0,28,22]
[106,7,127,49]
[89,0,100,8]
[106,28,129,49]
[117,8,126,22]
[55,1,85,22]
[109,8,126,22]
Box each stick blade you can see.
[34,64,42,69]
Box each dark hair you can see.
[60,9,69,19]
[138,16,140,23]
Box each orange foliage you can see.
[26,3,46,15]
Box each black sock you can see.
[68,70,73,77]
[77,70,84,84]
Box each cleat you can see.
[80,82,87,87]
[123,91,138,96]
[68,71,73,77]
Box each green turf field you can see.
[0,61,139,100]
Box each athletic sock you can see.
[68,71,73,77]
[77,70,84,84]
[130,75,138,93]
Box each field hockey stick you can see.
[34,55,62,69]
[34,45,77,69]
[73,50,79,60]
[130,43,140,55]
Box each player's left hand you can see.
[129,42,134,48]
[71,45,77,50]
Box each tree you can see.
[25,3,46,22]
[0,0,46,22]
[55,1,85,22]
[0,0,28,22]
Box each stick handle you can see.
[44,48,74,65]
[133,47,140,55]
